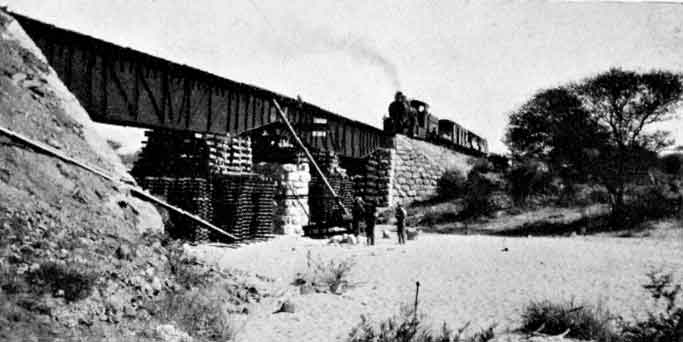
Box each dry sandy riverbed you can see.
[192,226,683,342]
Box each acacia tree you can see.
[506,87,607,184]
[505,68,683,220]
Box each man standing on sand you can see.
[352,197,365,237]
[364,201,377,246]
[395,203,407,244]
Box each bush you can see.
[620,271,682,342]
[460,170,496,219]
[167,241,214,289]
[437,170,467,200]
[487,153,510,172]
[471,158,493,174]
[621,185,681,228]
[520,299,618,341]
[296,252,355,294]
[348,304,495,342]
[660,154,682,175]
[152,287,239,341]
[25,262,97,303]
[506,160,551,204]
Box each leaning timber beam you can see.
[0,124,238,241]
[272,99,350,217]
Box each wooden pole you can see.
[414,281,420,318]
[0,124,238,241]
[271,99,350,217]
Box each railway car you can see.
[437,119,456,142]
[384,93,487,156]
[410,99,432,140]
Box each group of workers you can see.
[351,197,408,245]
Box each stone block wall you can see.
[254,162,310,236]
[357,135,475,206]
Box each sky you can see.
[4,0,683,153]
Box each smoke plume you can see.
[277,22,402,90]
[344,39,402,90]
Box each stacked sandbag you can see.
[357,148,393,207]
[312,150,346,177]
[253,162,310,236]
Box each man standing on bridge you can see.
[388,91,410,135]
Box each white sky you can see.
[5,0,683,153]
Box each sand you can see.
[192,226,683,342]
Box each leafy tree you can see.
[505,68,683,221]
[505,87,607,186]
[660,153,682,175]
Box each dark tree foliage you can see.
[505,68,683,221]
[507,159,551,204]
[660,153,683,175]
[505,87,608,185]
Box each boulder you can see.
[274,300,296,314]
[328,235,344,244]
[155,324,194,342]
[115,244,133,261]
[406,228,419,240]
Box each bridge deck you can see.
[12,12,386,159]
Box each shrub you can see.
[460,170,496,219]
[471,158,493,174]
[167,241,214,289]
[25,262,97,303]
[520,299,618,342]
[348,304,495,342]
[620,271,682,342]
[437,170,467,200]
[506,160,551,204]
[152,287,239,341]
[621,185,681,228]
[660,154,682,175]
[296,252,355,294]
[487,153,510,172]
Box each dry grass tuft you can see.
[348,304,495,342]
[295,251,356,294]
[151,287,241,341]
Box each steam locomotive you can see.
[383,94,488,156]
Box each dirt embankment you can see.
[0,10,268,341]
